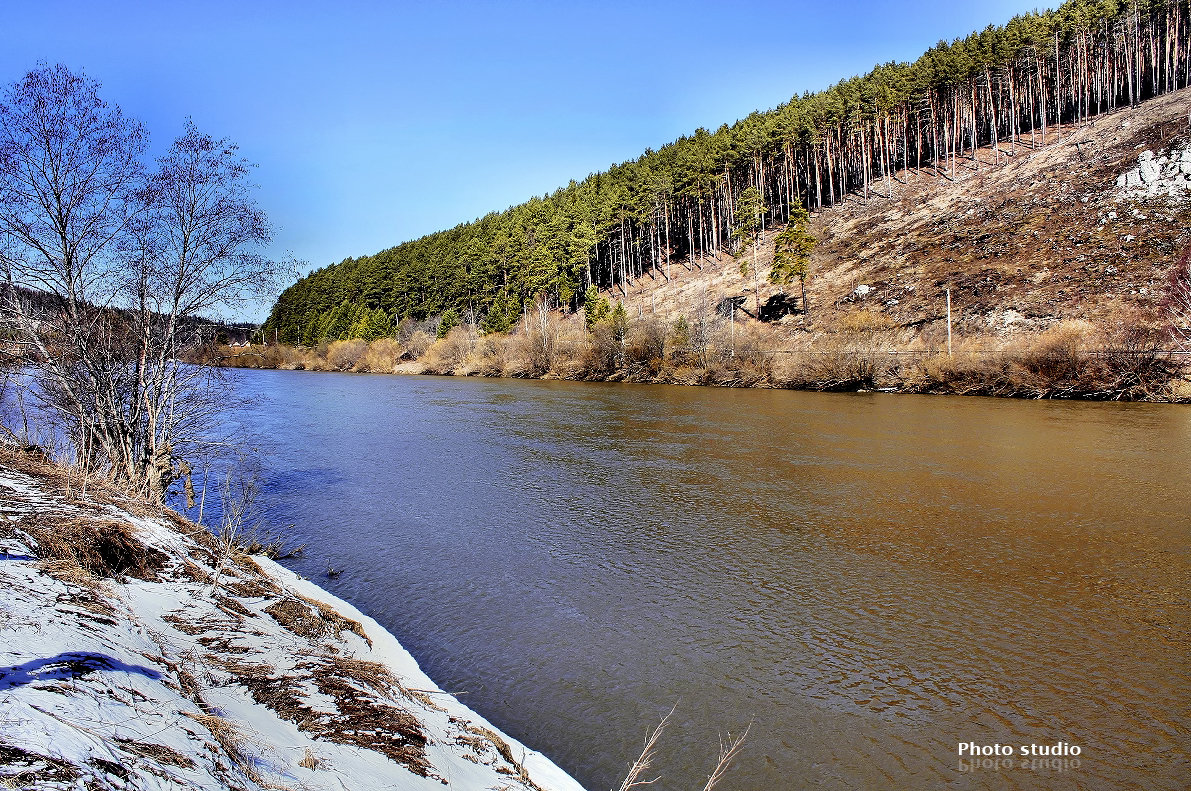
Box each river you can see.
[215,369,1190,791]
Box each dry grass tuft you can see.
[224,577,280,599]
[263,598,327,641]
[113,737,196,769]
[298,594,370,646]
[262,595,370,647]
[20,513,167,582]
[235,657,431,777]
[183,710,267,786]
[0,745,83,787]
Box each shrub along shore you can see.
[202,309,1188,402]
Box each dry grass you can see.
[113,737,196,769]
[183,710,270,787]
[233,655,431,777]
[263,597,331,641]
[0,746,83,787]
[19,513,167,582]
[224,577,281,598]
[263,594,370,647]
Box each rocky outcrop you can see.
[1116,146,1191,201]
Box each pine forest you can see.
[263,0,1191,345]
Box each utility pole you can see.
[946,287,953,357]
[730,300,736,359]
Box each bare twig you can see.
[616,705,675,791]
[702,723,751,791]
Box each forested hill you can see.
[264,0,1191,344]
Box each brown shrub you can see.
[473,332,532,377]
[898,347,1009,395]
[582,324,621,376]
[550,331,589,378]
[422,326,478,374]
[625,319,667,374]
[358,338,403,373]
[1011,320,1091,384]
[404,330,434,360]
[1094,319,1175,398]
[460,337,503,376]
[326,339,368,371]
[775,310,896,390]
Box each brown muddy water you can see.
[223,370,1189,790]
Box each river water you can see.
[217,370,1189,791]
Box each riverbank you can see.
[0,448,585,791]
[203,315,1190,401]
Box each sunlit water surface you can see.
[213,370,1190,791]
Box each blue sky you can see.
[3,0,1051,319]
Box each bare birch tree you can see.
[0,64,286,500]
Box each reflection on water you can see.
[220,370,1190,791]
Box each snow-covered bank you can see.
[0,453,586,791]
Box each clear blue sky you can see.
[4,0,1051,319]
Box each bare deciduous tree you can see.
[531,292,558,372]
[0,63,287,500]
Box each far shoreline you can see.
[200,337,1191,403]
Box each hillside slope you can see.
[262,0,1190,345]
[612,87,1191,343]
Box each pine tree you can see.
[438,308,459,339]
[583,286,611,328]
[770,202,816,315]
